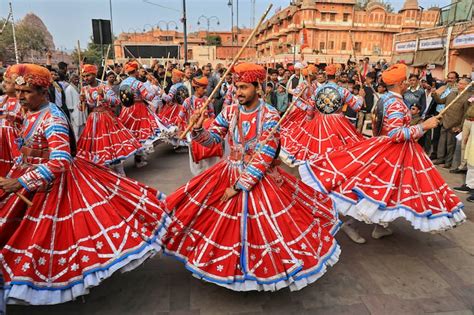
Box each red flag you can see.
[300,23,309,50]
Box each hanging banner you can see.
[395,41,416,52]
[419,38,446,50]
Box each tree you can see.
[0,19,48,63]
[356,0,394,13]
[71,37,103,66]
[205,35,222,46]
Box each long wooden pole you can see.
[77,40,86,111]
[100,44,112,82]
[436,81,474,118]
[162,52,171,88]
[179,4,273,139]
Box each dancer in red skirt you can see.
[160,69,187,127]
[76,64,142,175]
[0,65,23,177]
[178,76,222,175]
[119,61,164,168]
[162,63,340,291]
[280,64,365,167]
[0,64,169,305]
[300,64,466,241]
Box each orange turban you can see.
[325,64,337,76]
[4,64,21,80]
[301,68,309,77]
[381,63,407,85]
[9,64,52,88]
[81,64,98,75]
[192,76,209,87]
[307,64,318,75]
[124,61,139,73]
[233,63,266,84]
[172,69,185,79]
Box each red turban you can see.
[81,64,98,75]
[4,64,21,80]
[192,76,209,87]
[325,64,337,76]
[233,63,266,84]
[124,61,139,73]
[382,63,407,85]
[10,64,52,88]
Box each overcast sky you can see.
[1,0,451,50]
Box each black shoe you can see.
[467,195,474,202]
[433,159,446,165]
[454,184,471,193]
[450,168,467,174]
[430,155,438,160]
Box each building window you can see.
[330,13,336,22]
[341,41,347,50]
[355,42,362,52]
[329,41,334,49]
[320,42,325,50]
[321,13,327,21]
[343,13,350,22]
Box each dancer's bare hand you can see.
[190,110,206,129]
[220,187,239,202]
[422,116,440,130]
[0,177,22,192]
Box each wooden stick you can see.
[436,81,474,118]
[16,192,33,207]
[163,52,171,88]
[179,4,274,139]
[0,177,33,207]
[100,44,112,82]
[77,40,86,111]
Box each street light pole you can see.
[182,0,188,63]
[198,15,220,60]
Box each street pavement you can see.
[8,143,474,315]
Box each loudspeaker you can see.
[92,19,112,45]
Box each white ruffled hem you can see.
[279,150,302,168]
[299,163,467,233]
[4,216,171,305]
[332,195,466,233]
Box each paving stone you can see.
[433,248,474,286]
[360,254,451,299]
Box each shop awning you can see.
[392,52,414,65]
[412,49,445,67]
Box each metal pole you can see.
[9,2,19,64]
[182,0,188,63]
[231,1,234,54]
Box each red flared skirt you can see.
[77,111,143,165]
[299,136,466,232]
[119,101,161,143]
[0,125,20,177]
[158,103,182,127]
[280,112,364,167]
[0,158,169,305]
[163,160,340,291]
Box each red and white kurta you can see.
[300,92,466,232]
[0,96,22,177]
[179,95,222,175]
[77,83,142,165]
[163,101,340,291]
[0,103,169,305]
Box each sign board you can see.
[395,41,416,52]
[453,34,474,48]
[419,38,445,50]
